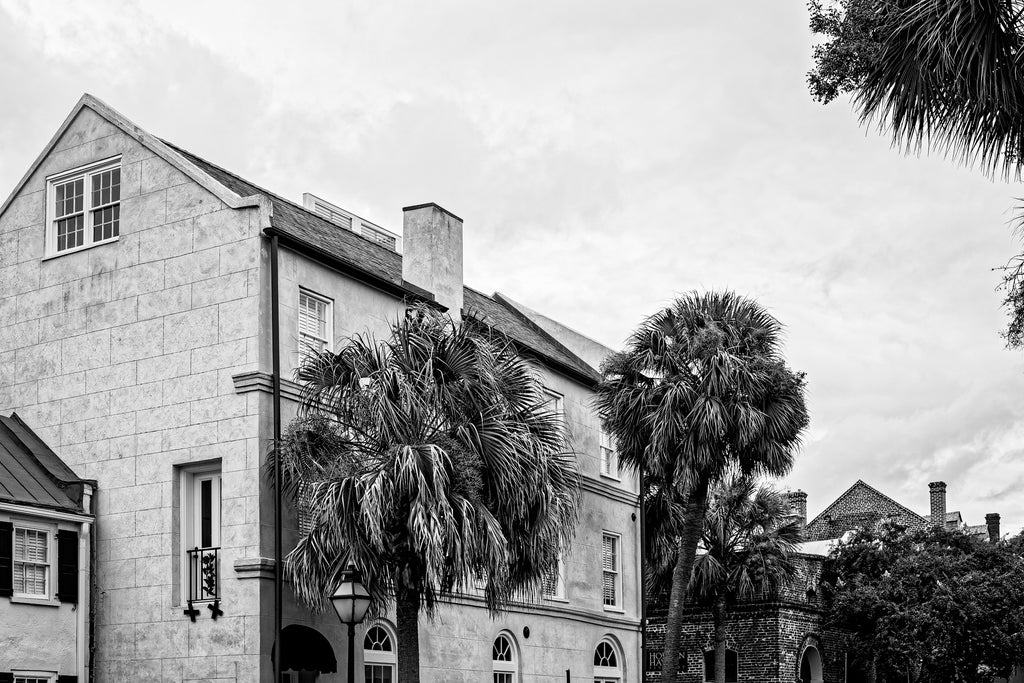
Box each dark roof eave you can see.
[264,227,445,310]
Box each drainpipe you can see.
[639,462,647,681]
[271,234,283,680]
[79,483,94,682]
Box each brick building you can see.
[0,94,641,682]
[647,480,1003,683]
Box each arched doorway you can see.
[799,645,823,683]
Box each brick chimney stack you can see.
[986,513,1001,543]
[929,481,947,527]
[402,203,464,320]
[785,490,808,528]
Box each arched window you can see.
[594,638,622,682]
[492,632,518,683]
[363,622,396,683]
[703,649,738,682]
[799,645,823,683]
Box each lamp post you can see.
[331,564,372,683]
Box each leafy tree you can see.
[822,522,1024,682]
[271,307,581,682]
[596,291,808,683]
[690,476,801,683]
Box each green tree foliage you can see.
[690,476,802,683]
[822,523,1024,682]
[596,291,808,683]
[807,0,1024,346]
[270,306,581,682]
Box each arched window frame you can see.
[593,636,624,682]
[491,631,519,683]
[363,620,397,682]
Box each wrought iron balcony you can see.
[183,546,223,621]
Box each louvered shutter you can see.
[56,529,79,603]
[0,521,11,597]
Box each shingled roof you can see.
[165,142,601,386]
[0,414,90,515]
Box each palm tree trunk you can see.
[660,477,710,683]
[395,586,420,683]
[713,595,727,683]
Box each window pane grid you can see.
[602,533,618,606]
[13,528,49,596]
[364,665,393,683]
[51,162,120,254]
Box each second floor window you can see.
[541,552,565,600]
[46,157,121,256]
[602,532,620,608]
[298,289,333,355]
[13,527,49,598]
[600,430,619,479]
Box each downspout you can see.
[271,234,283,680]
[79,483,94,683]
[639,463,647,681]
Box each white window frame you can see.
[363,620,397,682]
[179,462,222,603]
[492,631,519,683]
[44,155,122,259]
[593,637,623,682]
[599,429,619,480]
[542,388,564,417]
[298,288,334,356]
[13,672,57,683]
[11,518,56,604]
[542,551,567,601]
[601,531,622,611]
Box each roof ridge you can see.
[807,479,927,529]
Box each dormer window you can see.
[45,156,121,257]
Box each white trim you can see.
[601,531,622,610]
[541,388,564,417]
[599,429,620,481]
[0,502,92,523]
[593,636,624,680]
[363,620,397,679]
[179,461,222,603]
[298,287,334,355]
[12,518,56,601]
[542,551,567,601]
[44,155,122,258]
[12,671,57,683]
[491,630,519,681]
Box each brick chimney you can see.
[929,481,946,526]
[986,513,1001,543]
[402,203,464,320]
[785,490,807,528]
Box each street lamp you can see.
[331,564,372,683]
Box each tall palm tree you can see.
[596,291,808,683]
[691,476,802,683]
[271,306,581,682]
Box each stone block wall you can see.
[0,106,265,681]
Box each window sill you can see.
[542,595,569,604]
[602,605,625,613]
[42,236,119,261]
[599,473,622,483]
[10,594,61,607]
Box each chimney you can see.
[929,481,946,526]
[986,513,1001,543]
[402,203,464,320]
[785,490,808,528]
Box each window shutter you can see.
[56,529,79,603]
[0,521,12,597]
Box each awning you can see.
[273,624,338,673]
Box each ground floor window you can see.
[594,637,623,682]
[364,622,397,682]
[492,632,518,683]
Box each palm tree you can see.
[271,306,581,682]
[596,291,808,683]
[690,476,802,683]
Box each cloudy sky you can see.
[2,1,1023,533]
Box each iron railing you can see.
[183,546,222,621]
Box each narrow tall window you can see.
[46,157,121,256]
[599,430,618,479]
[492,633,518,683]
[13,527,49,597]
[181,463,222,609]
[703,649,739,682]
[298,289,332,355]
[601,533,620,608]
[542,552,565,600]
[364,622,397,682]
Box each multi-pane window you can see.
[492,633,517,683]
[364,623,396,682]
[541,389,563,418]
[599,430,619,478]
[601,533,620,608]
[541,553,565,600]
[594,639,622,682]
[47,158,121,256]
[13,527,49,597]
[298,289,332,355]
[14,675,54,683]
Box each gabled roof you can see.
[806,479,929,532]
[0,414,90,515]
[0,94,268,219]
